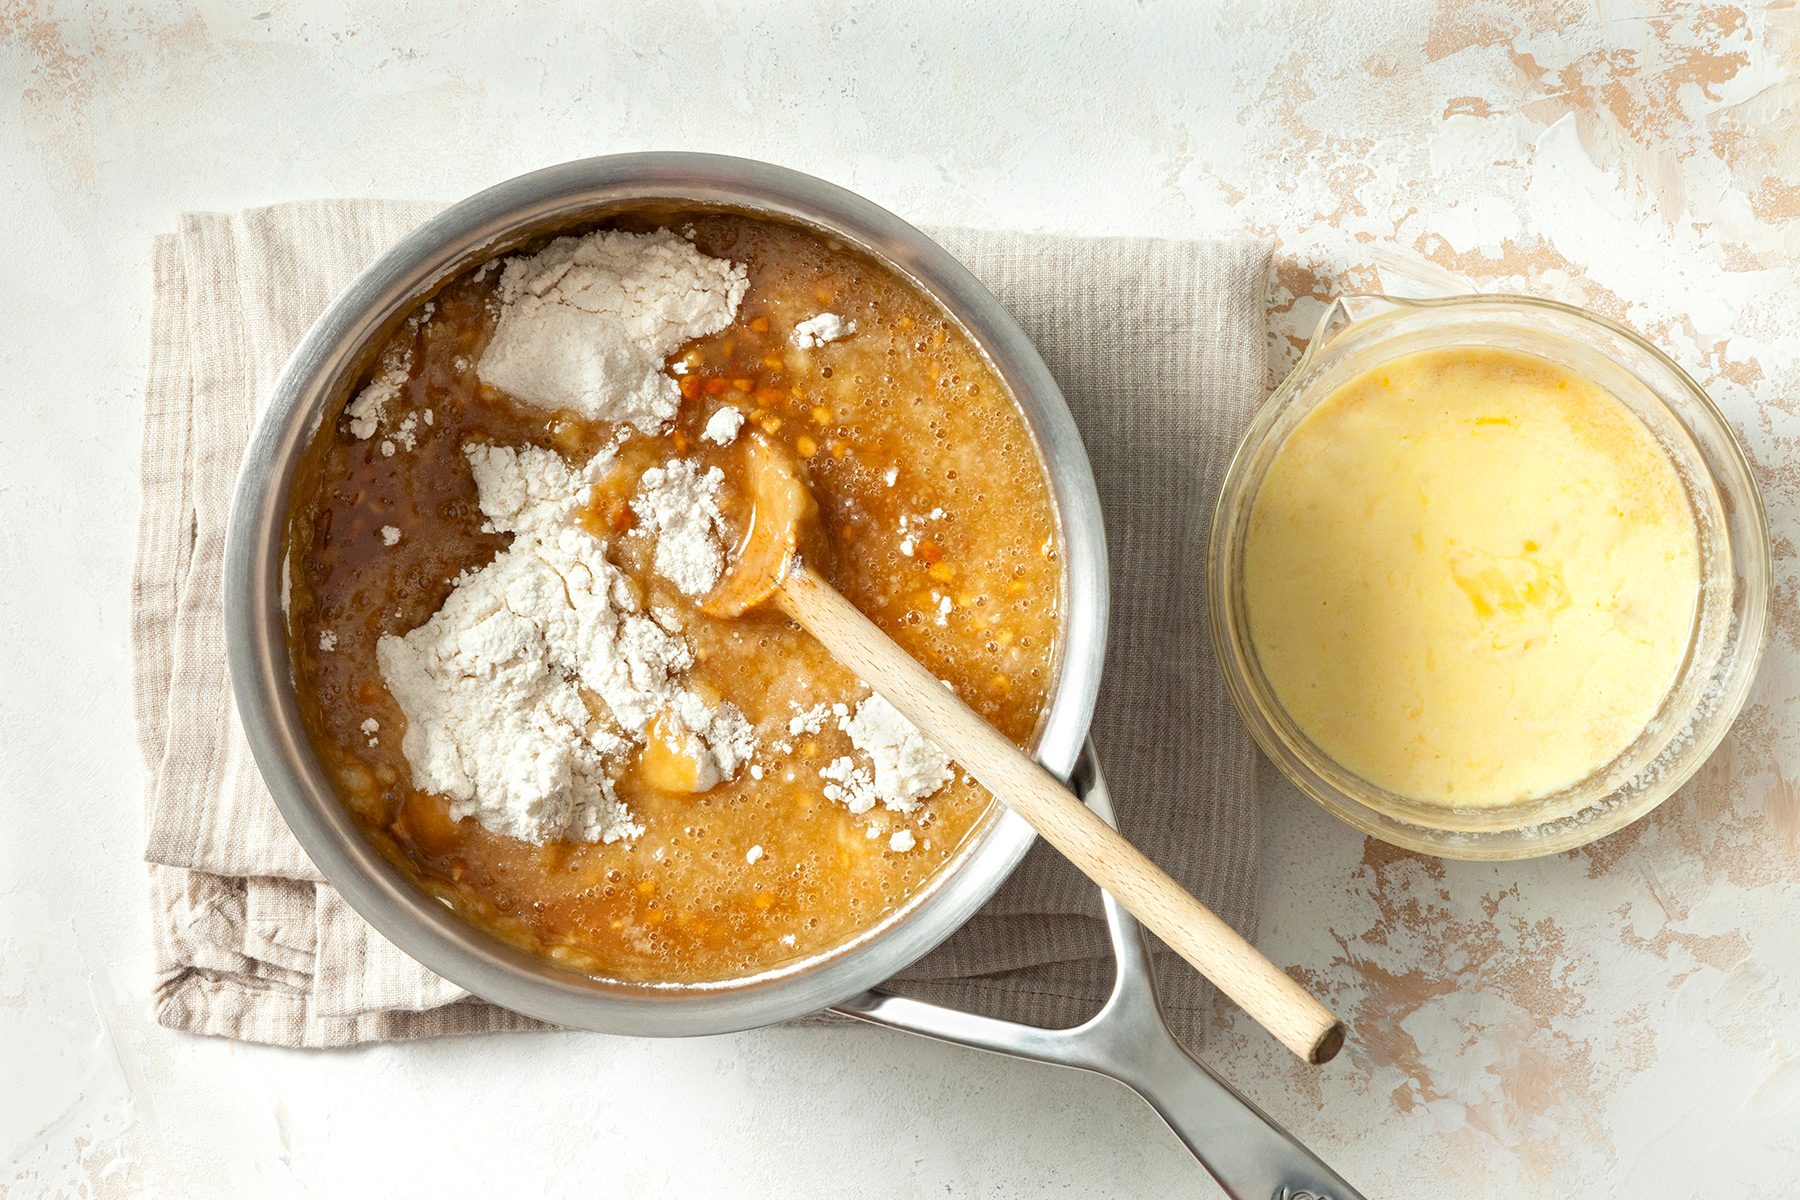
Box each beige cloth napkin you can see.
[135,201,1270,1048]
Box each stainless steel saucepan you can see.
[224,153,1364,1199]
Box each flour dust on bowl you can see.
[226,155,1367,1198]
[1210,293,1771,860]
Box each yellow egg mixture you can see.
[1243,346,1700,809]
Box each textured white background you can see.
[4,1,1798,1196]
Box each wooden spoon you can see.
[705,435,1345,1065]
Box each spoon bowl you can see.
[704,434,819,618]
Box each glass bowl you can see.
[1208,294,1771,860]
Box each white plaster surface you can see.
[3,1,1798,1196]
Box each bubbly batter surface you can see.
[1244,347,1700,808]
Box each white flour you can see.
[377,442,755,845]
[478,230,747,431]
[897,508,946,558]
[645,689,757,794]
[346,305,431,441]
[630,458,728,597]
[792,311,855,349]
[818,692,952,817]
[786,701,838,737]
[465,440,604,540]
[347,381,396,440]
[702,405,744,445]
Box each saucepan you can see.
[224,153,1364,1199]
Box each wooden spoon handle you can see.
[778,566,1344,1065]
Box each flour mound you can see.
[819,693,952,816]
[377,442,755,845]
[478,230,748,431]
[376,524,641,845]
[631,458,728,597]
[465,440,605,539]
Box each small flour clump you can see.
[650,687,757,794]
[819,693,952,816]
[702,406,745,446]
[787,702,837,737]
[793,312,855,349]
[347,378,397,440]
[346,305,432,440]
[377,442,755,845]
[478,230,748,432]
[631,458,728,597]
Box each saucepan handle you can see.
[1100,1024,1368,1200]
[832,741,1366,1200]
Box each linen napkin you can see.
[134,200,1270,1048]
